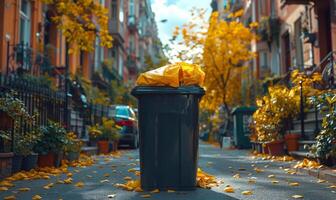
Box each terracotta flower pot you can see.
[97,140,109,154]
[38,152,55,168]
[267,140,285,156]
[284,134,300,152]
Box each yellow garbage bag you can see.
[136,62,205,87]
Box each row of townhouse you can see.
[213,0,336,103]
[0,0,164,83]
[212,0,336,156]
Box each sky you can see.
[151,0,212,60]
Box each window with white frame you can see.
[19,0,31,44]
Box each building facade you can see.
[0,0,164,83]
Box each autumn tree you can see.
[43,0,113,52]
[171,8,257,113]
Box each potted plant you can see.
[253,85,300,156]
[88,124,102,146]
[310,93,336,167]
[34,121,68,167]
[0,92,35,173]
[20,129,42,171]
[96,117,121,154]
[64,132,83,162]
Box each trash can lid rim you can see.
[131,86,205,96]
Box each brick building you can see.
[0,0,163,83]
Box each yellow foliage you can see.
[43,0,113,52]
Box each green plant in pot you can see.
[88,124,102,146]
[64,132,83,162]
[18,128,42,171]
[97,117,121,154]
[0,92,36,173]
[310,93,336,166]
[34,121,68,168]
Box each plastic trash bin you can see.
[131,86,205,191]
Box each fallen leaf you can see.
[317,179,326,183]
[0,181,14,187]
[248,178,256,184]
[254,167,264,173]
[272,180,279,184]
[74,170,80,173]
[124,176,132,181]
[74,182,84,188]
[292,194,304,199]
[3,195,16,200]
[86,175,92,178]
[32,195,42,200]
[268,174,276,178]
[140,194,151,198]
[224,186,235,193]
[104,173,110,177]
[0,187,8,191]
[18,187,30,192]
[167,189,175,193]
[150,189,160,193]
[63,178,73,184]
[238,168,246,171]
[135,187,143,192]
[233,174,241,179]
[329,185,336,188]
[67,173,73,177]
[100,179,109,183]
[289,182,300,186]
[242,190,253,195]
[43,183,54,189]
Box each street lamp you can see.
[5,33,11,75]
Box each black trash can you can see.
[131,86,205,191]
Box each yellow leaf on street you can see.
[67,173,73,177]
[150,189,160,193]
[254,167,264,173]
[43,183,54,189]
[74,182,84,188]
[329,185,336,188]
[64,178,72,184]
[0,186,8,191]
[272,180,279,184]
[167,189,175,193]
[3,195,16,200]
[32,195,42,200]
[140,194,151,198]
[289,182,300,186]
[248,178,256,184]
[292,194,304,199]
[317,179,326,183]
[224,186,235,193]
[18,187,30,192]
[0,181,14,187]
[134,187,143,192]
[242,190,253,195]
[104,173,110,177]
[100,179,109,183]
[233,174,240,179]
[268,175,276,178]
[124,176,132,181]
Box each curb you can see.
[295,167,336,183]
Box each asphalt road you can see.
[1,143,335,200]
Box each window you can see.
[294,18,304,69]
[129,0,134,16]
[19,0,31,44]
[118,53,123,76]
[259,51,268,69]
[111,0,117,20]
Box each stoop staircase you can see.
[288,107,326,160]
